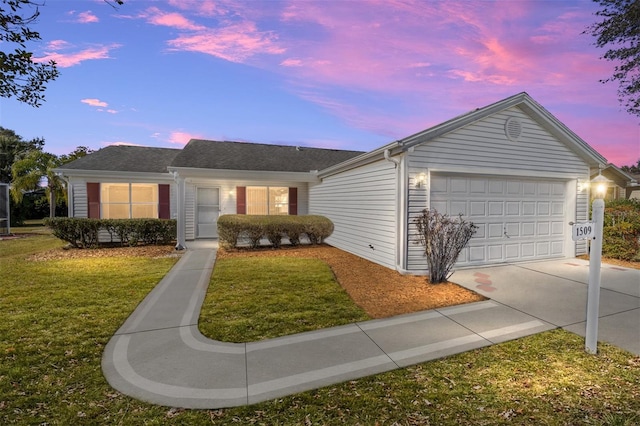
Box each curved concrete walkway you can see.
[102,246,639,409]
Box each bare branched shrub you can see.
[414,209,477,283]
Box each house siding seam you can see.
[309,159,397,269]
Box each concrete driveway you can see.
[450,258,640,355]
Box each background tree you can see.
[586,0,640,117]
[0,126,44,183]
[0,0,59,107]
[621,159,640,174]
[10,150,63,218]
[1,0,124,107]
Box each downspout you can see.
[384,149,400,168]
[384,148,405,272]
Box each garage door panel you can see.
[537,242,550,256]
[537,222,550,235]
[489,180,504,194]
[505,222,520,236]
[537,202,550,215]
[523,202,536,215]
[506,202,520,215]
[451,201,467,215]
[551,221,564,235]
[488,245,503,260]
[488,223,503,238]
[489,202,503,215]
[429,174,567,266]
[552,202,564,215]
[505,244,520,259]
[470,202,485,216]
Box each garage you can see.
[429,174,568,266]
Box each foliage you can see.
[2,235,640,424]
[10,149,64,218]
[602,198,640,260]
[586,0,640,116]
[44,217,177,248]
[217,214,334,249]
[199,257,370,342]
[0,0,60,107]
[414,209,477,283]
[0,126,44,183]
[621,159,640,174]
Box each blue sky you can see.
[1,0,638,167]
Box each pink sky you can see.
[3,0,638,167]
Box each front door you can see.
[196,187,220,238]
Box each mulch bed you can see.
[218,244,486,319]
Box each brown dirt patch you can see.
[218,244,486,319]
[577,254,640,270]
[28,244,182,262]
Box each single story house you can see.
[56,92,609,274]
[591,164,639,200]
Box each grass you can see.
[1,234,639,425]
[198,257,371,342]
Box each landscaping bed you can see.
[218,244,485,318]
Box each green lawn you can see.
[198,257,371,342]
[1,235,639,425]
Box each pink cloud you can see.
[142,7,206,31]
[168,131,204,145]
[34,43,121,67]
[167,21,285,62]
[76,11,99,23]
[81,98,108,108]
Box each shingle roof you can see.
[58,145,181,173]
[170,140,365,172]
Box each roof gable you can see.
[400,92,607,168]
[170,140,364,172]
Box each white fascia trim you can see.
[318,141,403,178]
[53,169,174,182]
[168,167,320,183]
[426,166,586,180]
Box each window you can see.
[246,186,289,215]
[101,183,159,219]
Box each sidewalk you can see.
[102,247,639,409]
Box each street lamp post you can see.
[585,173,607,354]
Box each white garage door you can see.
[430,174,567,265]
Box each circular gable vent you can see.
[505,117,523,142]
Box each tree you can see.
[1,0,124,107]
[414,209,477,284]
[10,149,63,218]
[0,0,60,107]
[586,0,640,117]
[621,159,640,174]
[0,126,44,183]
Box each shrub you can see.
[217,214,334,249]
[602,199,640,261]
[45,218,176,248]
[414,209,477,284]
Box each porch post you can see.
[175,174,187,250]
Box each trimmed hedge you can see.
[602,199,640,261]
[217,215,334,250]
[44,218,177,248]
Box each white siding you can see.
[310,160,397,269]
[184,178,310,240]
[71,180,88,218]
[408,107,588,176]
